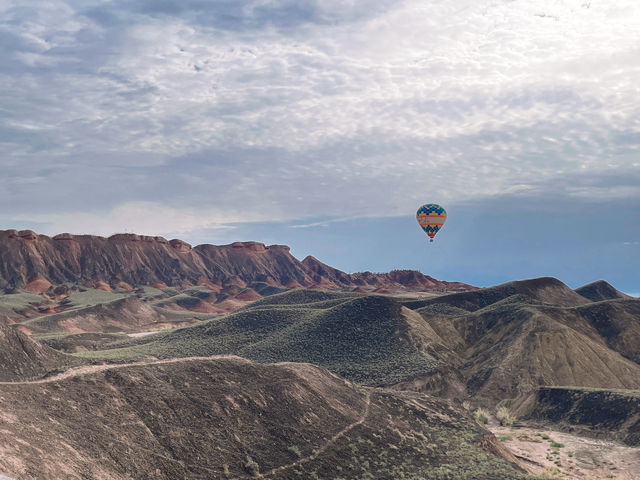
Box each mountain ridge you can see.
[75,277,640,405]
[0,229,474,295]
[575,280,632,302]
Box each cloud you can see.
[289,216,367,229]
[1,0,639,228]
[84,0,398,31]
[7,201,255,239]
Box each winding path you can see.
[235,390,372,479]
[0,355,242,385]
[1,355,374,479]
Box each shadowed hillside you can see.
[575,280,632,302]
[574,299,640,363]
[0,323,79,381]
[242,288,361,308]
[0,357,530,480]
[512,386,640,446]
[404,277,590,312]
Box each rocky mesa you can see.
[0,229,473,293]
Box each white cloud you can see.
[289,216,369,229]
[10,201,261,239]
[1,0,640,227]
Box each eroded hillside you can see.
[0,357,529,480]
[0,229,473,295]
[412,278,640,402]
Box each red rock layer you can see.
[0,229,475,293]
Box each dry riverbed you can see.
[488,419,640,479]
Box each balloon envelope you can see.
[416,204,446,241]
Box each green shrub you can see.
[288,445,302,457]
[538,466,562,478]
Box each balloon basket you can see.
[429,239,433,243]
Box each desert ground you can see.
[489,418,640,479]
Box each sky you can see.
[1,1,639,295]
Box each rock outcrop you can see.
[0,229,474,293]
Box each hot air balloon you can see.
[416,203,446,242]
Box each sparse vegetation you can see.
[0,290,46,313]
[288,445,302,457]
[0,358,533,479]
[77,293,441,386]
[521,386,640,446]
[0,323,80,381]
[34,332,129,353]
[496,406,517,426]
[538,466,562,478]
[1,257,638,480]
[473,408,489,425]
[243,455,260,476]
[66,288,128,307]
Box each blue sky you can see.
[1,1,639,294]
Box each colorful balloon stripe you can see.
[416,204,446,216]
[416,203,446,241]
[419,225,442,234]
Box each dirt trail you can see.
[0,355,243,385]
[489,419,640,480]
[243,390,372,479]
[13,359,637,479]
[1,356,374,479]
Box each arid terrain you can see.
[0,356,529,480]
[0,229,472,295]
[488,417,640,479]
[0,230,638,479]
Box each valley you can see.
[488,418,640,479]
[0,230,638,479]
